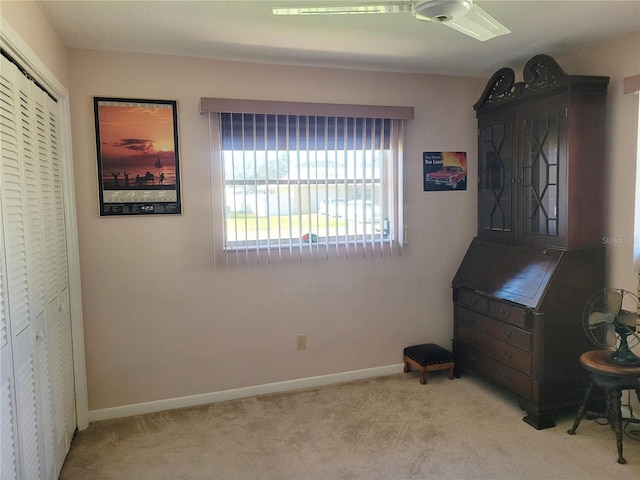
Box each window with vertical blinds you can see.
[202,98,413,266]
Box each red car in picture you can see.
[425,165,467,189]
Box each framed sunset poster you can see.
[93,97,182,215]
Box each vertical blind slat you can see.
[263,114,271,264]
[252,115,259,265]
[275,114,282,264]
[242,115,250,266]
[336,117,340,258]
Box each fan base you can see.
[607,350,640,367]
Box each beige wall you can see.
[1,0,69,88]
[5,0,639,415]
[68,50,482,411]
[559,31,640,294]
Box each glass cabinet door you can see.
[520,107,561,240]
[478,115,515,238]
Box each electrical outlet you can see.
[296,334,306,350]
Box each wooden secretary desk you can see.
[452,54,609,429]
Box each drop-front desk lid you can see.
[452,238,563,309]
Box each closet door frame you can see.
[1,17,88,431]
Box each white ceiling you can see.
[36,0,640,77]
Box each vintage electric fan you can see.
[583,288,640,366]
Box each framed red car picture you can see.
[93,97,182,215]
[423,152,467,191]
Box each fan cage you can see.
[582,288,640,359]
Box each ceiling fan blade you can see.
[272,3,411,15]
[588,311,614,326]
[273,1,509,42]
[441,4,510,41]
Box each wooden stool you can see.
[567,350,640,464]
[403,343,455,385]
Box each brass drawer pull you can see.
[501,329,511,338]
[499,309,511,318]
[503,374,512,383]
[503,351,513,359]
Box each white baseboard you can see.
[88,363,405,424]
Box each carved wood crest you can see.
[474,54,609,114]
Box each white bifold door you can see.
[1,54,76,480]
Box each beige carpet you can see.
[60,373,640,479]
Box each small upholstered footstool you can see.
[403,343,455,385]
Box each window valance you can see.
[200,97,414,120]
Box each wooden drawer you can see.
[455,323,532,374]
[454,341,532,400]
[488,300,529,329]
[457,289,489,313]
[454,305,532,351]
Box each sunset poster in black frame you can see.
[93,97,182,215]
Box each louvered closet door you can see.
[36,73,76,472]
[0,191,19,480]
[1,53,43,480]
[21,58,61,480]
[0,54,75,480]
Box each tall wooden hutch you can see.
[452,54,609,429]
